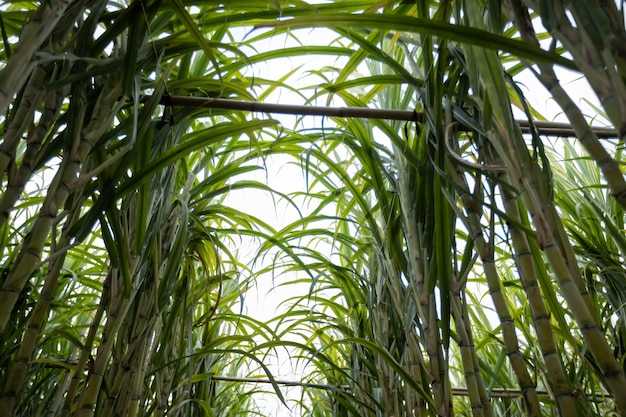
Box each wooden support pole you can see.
[154,95,619,139]
[209,375,612,401]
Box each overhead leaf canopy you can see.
[0,1,625,416]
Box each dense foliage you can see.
[1,1,625,416]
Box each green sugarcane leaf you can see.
[165,0,224,93]
[258,13,576,69]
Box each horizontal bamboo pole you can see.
[150,95,619,139]
[209,375,612,401]
[210,375,351,391]
[39,361,612,401]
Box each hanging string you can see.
[140,0,174,126]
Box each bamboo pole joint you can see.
[147,95,619,139]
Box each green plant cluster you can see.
[0,1,625,416]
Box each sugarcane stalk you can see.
[536,213,626,413]
[464,2,622,413]
[450,168,543,417]
[394,144,450,416]
[0,65,47,183]
[500,179,580,416]
[509,0,626,210]
[463,303,494,417]
[74,282,138,417]
[127,321,156,417]
[48,338,83,417]
[490,56,626,414]
[104,287,157,417]
[60,270,110,417]
[0,0,75,113]
[450,294,486,417]
[515,174,626,413]
[0,204,80,414]
[155,314,179,417]
[0,58,125,331]
[539,0,626,133]
[136,320,160,417]
[0,93,124,337]
[0,161,75,335]
[0,69,68,230]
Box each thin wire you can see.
[140,0,171,98]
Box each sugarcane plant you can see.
[0,1,293,416]
[252,1,626,416]
[2,1,626,416]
